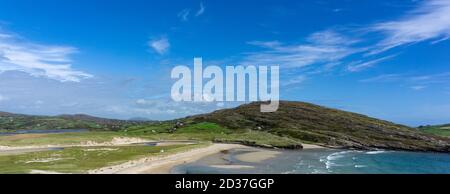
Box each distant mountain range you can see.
[1,101,449,152]
[0,111,152,131]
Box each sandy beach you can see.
[234,149,282,163]
[89,143,247,174]
[89,143,325,174]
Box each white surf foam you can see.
[366,150,388,155]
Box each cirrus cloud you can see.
[0,31,92,82]
[370,0,450,54]
[149,37,170,55]
[196,2,205,17]
[243,30,364,68]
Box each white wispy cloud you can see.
[307,30,360,46]
[196,2,205,16]
[281,75,307,87]
[370,0,450,54]
[347,55,396,72]
[359,74,404,83]
[360,72,450,91]
[361,73,450,83]
[243,31,368,87]
[411,85,427,91]
[409,72,450,84]
[0,31,92,82]
[149,37,170,55]
[242,1,450,74]
[243,30,363,68]
[178,9,191,21]
[247,40,282,49]
[178,2,204,22]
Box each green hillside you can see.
[0,112,150,131]
[419,124,450,137]
[189,101,450,152]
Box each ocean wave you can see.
[326,150,354,161]
[321,150,360,170]
[366,150,388,155]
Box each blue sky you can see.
[1,0,450,126]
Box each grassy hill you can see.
[0,112,150,131]
[188,101,449,152]
[419,124,450,137]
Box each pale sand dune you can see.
[0,137,155,152]
[89,143,247,174]
[0,138,200,152]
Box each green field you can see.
[0,144,204,174]
[123,122,304,148]
[419,125,450,137]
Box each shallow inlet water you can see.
[0,129,89,136]
[172,148,450,174]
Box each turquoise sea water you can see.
[173,149,450,174]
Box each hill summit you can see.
[191,101,449,152]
